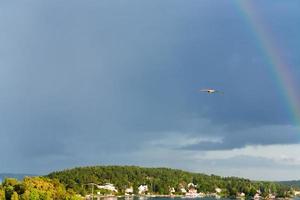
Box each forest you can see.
[0,166,294,199]
[47,166,292,198]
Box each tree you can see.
[2,179,18,188]
[5,186,14,200]
[47,166,293,197]
[0,188,5,200]
[10,192,18,200]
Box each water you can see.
[97,197,231,200]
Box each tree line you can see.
[47,165,292,198]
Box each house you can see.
[180,188,187,194]
[125,187,134,195]
[237,192,245,198]
[186,188,199,197]
[188,188,197,193]
[254,193,261,200]
[187,183,197,189]
[138,185,148,195]
[256,190,261,194]
[97,183,118,193]
[169,187,175,194]
[215,188,222,193]
[294,190,300,196]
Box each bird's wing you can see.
[216,90,224,94]
[199,89,209,92]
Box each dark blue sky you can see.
[0,0,300,180]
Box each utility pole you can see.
[84,183,98,200]
[92,184,94,200]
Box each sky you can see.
[0,0,300,181]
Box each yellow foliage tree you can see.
[10,192,18,200]
[22,177,81,200]
[0,188,5,200]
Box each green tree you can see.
[5,186,14,200]
[28,190,39,200]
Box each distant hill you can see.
[47,165,292,197]
[279,180,300,189]
[0,173,36,182]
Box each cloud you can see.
[0,0,299,181]
[178,123,300,151]
[143,119,300,152]
[127,143,300,180]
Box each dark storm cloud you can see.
[0,0,300,175]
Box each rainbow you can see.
[235,0,300,125]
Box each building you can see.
[215,188,222,193]
[169,187,175,194]
[186,188,199,198]
[180,188,187,194]
[187,183,197,189]
[254,193,261,200]
[237,192,245,198]
[97,183,118,193]
[125,187,134,195]
[138,185,148,195]
[294,190,300,196]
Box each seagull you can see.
[200,89,223,94]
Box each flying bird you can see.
[199,89,223,94]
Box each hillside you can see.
[279,180,300,190]
[47,165,292,197]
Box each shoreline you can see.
[87,194,297,199]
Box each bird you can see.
[199,89,223,94]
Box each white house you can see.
[180,188,187,194]
[97,183,118,193]
[240,192,245,197]
[138,185,148,194]
[254,193,261,200]
[215,188,222,193]
[187,183,197,189]
[125,187,134,195]
[169,187,175,194]
[185,188,199,198]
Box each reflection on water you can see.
[99,197,228,200]
[102,197,118,200]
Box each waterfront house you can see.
[125,187,133,195]
[237,192,245,198]
[97,183,118,193]
[254,193,261,200]
[215,188,222,193]
[169,187,175,195]
[180,188,187,194]
[187,183,197,189]
[185,188,199,198]
[138,185,148,195]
